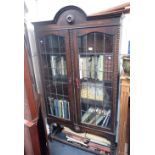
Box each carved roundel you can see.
[66,14,75,24]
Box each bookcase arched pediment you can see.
[53,5,87,25]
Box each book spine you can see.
[63,100,69,119]
[58,100,62,117]
[104,115,110,127]
[96,84,103,101]
[57,57,61,77]
[87,57,91,78]
[82,57,87,79]
[102,110,111,126]
[90,56,95,79]
[97,55,104,81]
[54,99,59,117]
[61,100,65,118]
[50,56,57,78]
[79,56,83,79]
[81,82,88,99]
[68,101,70,119]
[96,115,105,125]
[48,97,54,115]
[82,107,95,122]
[60,57,64,76]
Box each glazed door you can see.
[38,30,74,122]
[72,27,118,132]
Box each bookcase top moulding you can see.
[32,5,122,27]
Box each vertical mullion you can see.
[43,36,51,114]
[94,32,97,125]
[86,34,89,112]
[48,36,53,96]
[51,34,58,100]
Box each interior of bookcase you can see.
[40,34,71,120]
[78,32,113,129]
[39,31,114,128]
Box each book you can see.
[97,55,104,81]
[79,55,105,80]
[87,108,102,124]
[80,83,88,99]
[104,115,110,127]
[54,99,59,117]
[81,107,95,122]
[102,110,111,127]
[50,56,57,77]
[57,57,62,76]
[96,85,103,101]
[85,111,96,123]
[58,100,63,117]
[80,57,92,79]
[63,100,69,119]
[60,57,67,77]
[87,57,92,78]
[48,97,54,115]
[87,83,95,100]
[79,56,83,79]
[96,115,105,125]
[81,82,105,101]
[81,57,87,79]
[61,100,65,118]
[90,56,96,79]
[50,56,67,80]
[60,57,64,76]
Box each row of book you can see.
[80,82,110,101]
[48,97,70,119]
[49,55,112,81]
[79,55,104,81]
[50,56,67,78]
[79,55,113,81]
[82,107,111,127]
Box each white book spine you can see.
[97,55,104,81]
[79,56,83,79]
[61,57,64,75]
[50,56,56,76]
[61,100,65,118]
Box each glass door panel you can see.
[77,31,114,128]
[39,31,71,120]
